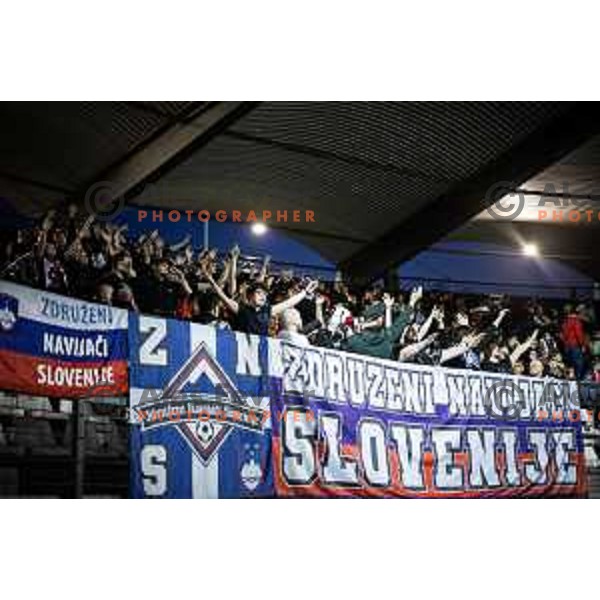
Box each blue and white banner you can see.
[128,315,588,499]
[128,314,275,498]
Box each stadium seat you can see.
[85,418,126,457]
[30,410,69,421]
[59,400,73,414]
[0,467,19,497]
[0,420,24,456]
[13,418,69,456]
[16,395,52,412]
[0,392,16,407]
[0,394,24,418]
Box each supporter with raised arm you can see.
[2,209,596,384]
[358,286,386,331]
[256,253,271,285]
[416,305,444,342]
[399,333,439,362]
[140,258,193,317]
[510,329,539,368]
[228,244,240,296]
[168,233,192,254]
[439,332,487,365]
[35,213,69,294]
[201,263,318,336]
[345,288,422,359]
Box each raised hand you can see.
[409,286,423,308]
[383,293,395,308]
[466,332,486,348]
[305,279,319,295]
[41,209,56,232]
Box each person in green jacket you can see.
[344,287,423,360]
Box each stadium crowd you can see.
[2,206,599,382]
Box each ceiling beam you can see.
[223,129,454,184]
[0,171,73,194]
[74,101,259,205]
[340,103,600,284]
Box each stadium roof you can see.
[0,101,598,282]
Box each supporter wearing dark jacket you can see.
[201,265,319,337]
[138,259,192,318]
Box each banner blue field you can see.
[129,314,274,498]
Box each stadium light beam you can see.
[251,222,268,236]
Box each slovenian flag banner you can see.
[0,280,128,398]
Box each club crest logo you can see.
[135,343,269,465]
[240,443,264,491]
[0,293,18,332]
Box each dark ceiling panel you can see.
[133,101,196,117]
[230,102,569,182]
[341,103,600,280]
[0,175,65,218]
[0,101,194,192]
[132,132,451,252]
[133,102,576,264]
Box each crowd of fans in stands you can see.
[2,205,600,382]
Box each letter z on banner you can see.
[0,281,127,398]
[129,314,274,498]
